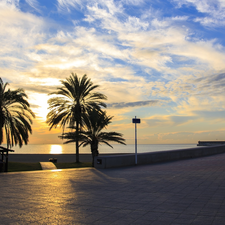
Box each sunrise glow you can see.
[1,0,225,144]
[50,145,63,154]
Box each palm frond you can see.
[46,73,107,163]
[0,78,35,147]
[61,108,126,155]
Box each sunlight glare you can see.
[30,93,49,121]
[50,145,63,154]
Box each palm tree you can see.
[46,73,107,163]
[0,78,35,148]
[61,109,126,166]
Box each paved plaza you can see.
[1,153,225,224]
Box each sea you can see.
[7,144,198,154]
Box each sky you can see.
[1,0,225,145]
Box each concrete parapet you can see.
[94,144,225,169]
[197,141,225,146]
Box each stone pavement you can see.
[39,162,57,170]
[1,153,225,225]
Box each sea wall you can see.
[94,144,225,169]
[197,141,225,146]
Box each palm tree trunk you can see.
[91,141,99,167]
[0,127,3,145]
[91,149,99,167]
[91,151,94,167]
[0,109,4,144]
[75,120,79,163]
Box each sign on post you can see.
[132,118,141,123]
[132,116,141,165]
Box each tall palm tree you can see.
[46,73,107,163]
[0,78,35,148]
[61,109,126,166]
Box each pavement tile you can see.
[212,217,225,225]
[1,153,225,224]
[173,218,195,224]
[198,209,218,216]
[110,220,132,225]
[131,219,157,225]
[191,216,215,225]
[151,220,172,225]
[216,212,225,218]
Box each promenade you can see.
[1,153,225,224]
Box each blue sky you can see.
[1,0,225,144]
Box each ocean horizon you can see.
[7,143,198,154]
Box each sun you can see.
[50,145,62,154]
[30,93,50,121]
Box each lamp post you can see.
[132,116,141,165]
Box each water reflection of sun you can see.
[50,145,62,154]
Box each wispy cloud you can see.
[153,128,225,144]
[146,115,197,127]
[1,0,225,144]
[107,100,159,109]
[57,0,83,12]
[0,4,49,70]
[173,0,225,27]
[25,0,41,13]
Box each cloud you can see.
[145,70,225,112]
[17,84,57,95]
[124,17,149,31]
[155,129,225,144]
[193,110,225,120]
[83,0,152,34]
[119,26,225,73]
[121,0,145,5]
[171,16,189,21]
[191,71,225,97]
[57,0,83,13]
[107,100,159,108]
[1,0,225,145]
[25,0,41,13]
[194,17,225,27]
[0,0,19,9]
[0,4,51,70]
[57,0,124,15]
[197,72,225,86]
[173,0,225,27]
[146,115,197,127]
[208,72,225,82]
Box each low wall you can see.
[197,141,225,146]
[94,145,225,169]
